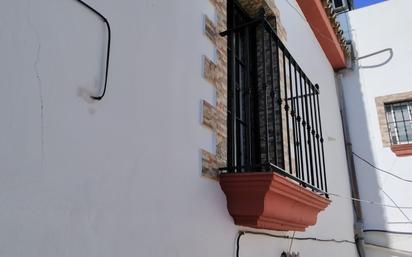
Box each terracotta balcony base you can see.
[220,172,331,231]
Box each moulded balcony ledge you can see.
[220,172,331,231]
[391,143,412,157]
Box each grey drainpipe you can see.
[335,72,366,257]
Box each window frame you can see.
[384,100,412,145]
[376,91,412,156]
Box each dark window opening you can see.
[227,0,260,172]
[334,0,344,8]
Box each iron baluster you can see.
[294,65,304,181]
[315,84,328,195]
[288,59,299,179]
[261,22,270,168]
[282,52,292,174]
[299,72,311,185]
[303,76,315,187]
[268,30,279,167]
[313,84,324,190]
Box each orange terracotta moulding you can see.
[296,0,346,70]
[391,144,412,157]
[220,172,331,231]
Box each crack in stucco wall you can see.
[28,0,45,165]
[34,44,45,164]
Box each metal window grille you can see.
[385,100,412,145]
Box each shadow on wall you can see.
[356,48,393,69]
[340,45,392,255]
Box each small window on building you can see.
[332,0,350,13]
[333,0,344,8]
[385,101,412,145]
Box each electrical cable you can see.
[365,242,412,256]
[273,2,412,254]
[249,161,412,210]
[345,153,412,221]
[381,189,412,223]
[224,4,411,252]
[235,231,355,257]
[302,184,412,210]
[278,0,412,209]
[75,0,111,101]
[239,231,355,244]
[352,152,412,183]
[255,165,412,209]
[278,167,412,209]
[364,229,412,235]
[327,192,412,209]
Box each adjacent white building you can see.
[340,0,412,255]
[5,0,412,256]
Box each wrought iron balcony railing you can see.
[222,14,328,197]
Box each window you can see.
[376,92,412,156]
[219,0,331,233]
[333,0,344,8]
[332,0,350,12]
[385,101,412,145]
[225,0,328,194]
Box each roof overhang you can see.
[296,0,347,70]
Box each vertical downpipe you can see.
[336,72,366,257]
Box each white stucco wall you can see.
[341,0,412,254]
[0,0,357,256]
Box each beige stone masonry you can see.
[201,0,228,179]
[201,0,287,179]
[238,0,287,39]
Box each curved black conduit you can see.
[235,231,356,257]
[75,0,111,100]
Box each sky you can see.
[354,0,386,8]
